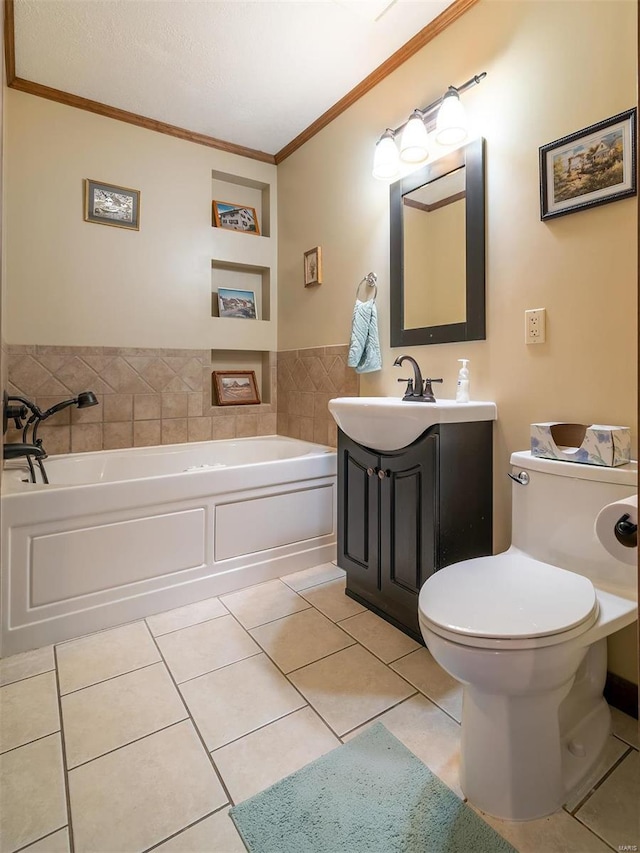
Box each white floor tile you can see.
[299,578,366,622]
[249,608,355,673]
[68,721,227,853]
[179,654,305,751]
[0,646,55,688]
[61,663,187,768]
[221,579,310,629]
[476,803,613,853]
[575,749,639,850]
[56,622,160,694]
[0,734,67,853]
[339,610,421,663]
[610,706,639,749]
[153,809,246,852]
[19,828,70,853]
[343,695,463,799]
[390,647,463,722]
[288,644,415,736]
[156,615,260,683]
[564,735,629,812]
[212,706,339,803]
[280,562,346,592]
[146,596,228,637]
[0,672,59,754]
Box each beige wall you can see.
[4,90,276,350]
[277,0,638,680]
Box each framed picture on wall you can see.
[539,108,637,220]
[304,246,322,286]
[212,200,260,234]
[84,179,140,230]
[217,288,257,319]
[212,371,261,406]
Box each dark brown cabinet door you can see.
[337,437,379,593]
[379,435,437,636]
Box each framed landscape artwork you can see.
[539,108,637,220]
[84,179,140,230]
[212,371,261,406]
[212,200,260,234]
[218,288,257,319]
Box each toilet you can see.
[418,450,637,822]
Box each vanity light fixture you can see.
[372,72,487,180]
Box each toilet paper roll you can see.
[595,494,637,566]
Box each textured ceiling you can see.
[13,0,453,155]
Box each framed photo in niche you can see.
[304,246,322,286]
[84,179,140,230]
[213,371,261,406]
[539,108,637,220]
[218,288,257,319]
[212,200,260,234]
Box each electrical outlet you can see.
[525,308,546,344]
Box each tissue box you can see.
[530,422,631,467]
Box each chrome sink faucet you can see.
[393,355,443,403]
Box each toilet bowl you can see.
[418,451,637,822]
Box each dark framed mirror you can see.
[390,137,486,346]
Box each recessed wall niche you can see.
[211,349,273,406]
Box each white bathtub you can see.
[1,436,337,656]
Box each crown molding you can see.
[274,0,480,163]
[5,0,479,166]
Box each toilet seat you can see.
[419,552,599,650]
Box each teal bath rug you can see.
[230,722,516,853]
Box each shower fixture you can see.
[2,390,99,483]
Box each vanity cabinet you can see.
[337,421,493,641]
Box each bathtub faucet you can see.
[3,441,49,483]
[3,390,99,483]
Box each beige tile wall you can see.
[4,344,356,453]
[5,346,277,453]
[276,346,359,447]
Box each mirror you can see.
[390,138,485,346]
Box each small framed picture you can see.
[212,200,260,234]
[212,371,261,406]
[539,108,637,220]
[304,246,322,286]
[217,287,257,319]
[84,179,140,230]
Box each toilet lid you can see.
[419,553,598,640]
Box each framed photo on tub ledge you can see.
[212,371,261,406]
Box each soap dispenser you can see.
[456,359,470,403]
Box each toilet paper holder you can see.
[614,513,637,548]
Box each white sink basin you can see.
[328,397,497,452]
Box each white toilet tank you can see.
[510,451,637,598]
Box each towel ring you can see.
[355,272,378,303]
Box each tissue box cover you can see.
[530,423,631,467]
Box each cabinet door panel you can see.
[389,467,422,592]
[337,433,379,596]
[379,435,437,634]
[344,453,371,567]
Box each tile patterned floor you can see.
[0,562,637,853]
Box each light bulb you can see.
[435,87,468,146]
[372,130,400,180]
[399,110,429,163]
